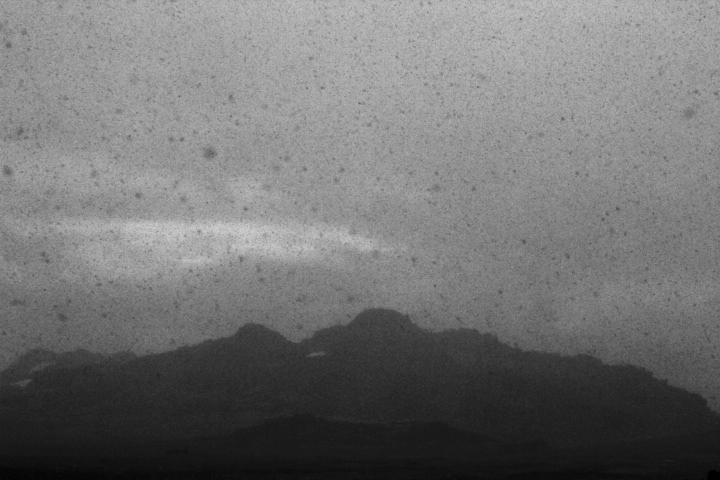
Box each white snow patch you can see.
[306,351,327,358]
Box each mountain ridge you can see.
[1,308,718,450]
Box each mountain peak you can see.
[347,308,416,333]
[233,322,284,339]
[230,322,295,356]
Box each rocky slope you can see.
[1,308,718,449]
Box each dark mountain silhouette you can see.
[0,347,136,387]
[1,307,719,452]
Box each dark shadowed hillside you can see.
[226,413,496,448]
[0,348,136,387]
[1,308,719,453]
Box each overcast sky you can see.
[1,1,719,411]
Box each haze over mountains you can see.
[2,308,719,452]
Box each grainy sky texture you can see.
[1,1,719,411]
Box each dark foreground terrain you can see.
[1,417,719,480]
[0,448,717,479]
[2,309,719,479]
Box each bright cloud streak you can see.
[5,216,406,281]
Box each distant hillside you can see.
[1,308,718,450]
[0,348,136,387]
